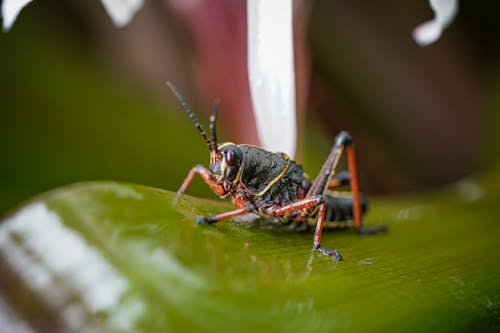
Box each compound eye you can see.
[225,150,236,166]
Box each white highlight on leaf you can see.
[1,0,32,31]
[105,182,144,200]
[247,0,297,158]
[0,203,142,331]
[413,0,458,46]
[0,203,128,312]
[99,0,144,27]
[1,0,143,31]
[149,247,207,289]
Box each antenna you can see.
[166,81,214,151]
[210,99,220,152]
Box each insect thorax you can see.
[235,144,311,209]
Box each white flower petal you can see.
[247,0,297,157]
[1,0,33,31]
[413,0,458,46]
[99,0,144,27]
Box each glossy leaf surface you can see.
[1,171,499,332]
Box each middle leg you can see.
[261,195,343,260]
[196,203,255,224]
[305,131,354,259]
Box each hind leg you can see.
[327,173,387,234]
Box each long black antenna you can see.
[210,99,220,152]
[166,81,214,152]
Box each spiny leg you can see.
[260,195,343,260]
[346,143,387,234]
[306,131,354,259]
[326,175,386,233]
[307,131,351,198]
[318,133,386,235]
[346,141,362,229]
[313,200,343,260]
[199,196,325,226]
[176,164,253,224]
[268,196,323,216]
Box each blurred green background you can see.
[0,0,499,212]
[1,1,500,332]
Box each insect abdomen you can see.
[323,192,368,222]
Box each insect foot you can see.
[196,216,216,225]
[357,225,388,235]
[314,244,343,261]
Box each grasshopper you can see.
[168,82,385,260]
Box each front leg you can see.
[177,164,225,197]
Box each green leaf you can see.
[1,171,500,332]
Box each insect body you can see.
[168,82,385,260]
